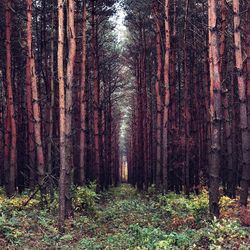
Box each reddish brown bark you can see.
[208,0,222,217]
[233,0,250,206]
[246,3,250,133]
[27,0,45,192]
[170,0,177,131]
[64,0,76,217]
[183,0,190,196]
[4,112,10,191]
[26,0,35,189]
[154,3,162,188]
[5,0,17,196]
[91,0,100,190]
[79,0,87,186]
[47,4,55,194]
[58,0,66,231]
[162,0,170,192]
[153,1,162,189]
[219,1,235,197]
[219,0,226,77]
[246,3,250,131]
[142,25,148,190]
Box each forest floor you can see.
[0,184,249,249]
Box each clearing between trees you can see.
[0,184,249,249]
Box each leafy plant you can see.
[206,218,250,249]
[73,185,99,213]
[158,190,209,223]
[80,237,102,249]
[0,213,23,245]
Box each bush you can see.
[206,218,250,249]
[80,237,102,249]
[110,184,138,200]
[0,193,40,214]
[155,230,202,250]
[158,190,209,222]
[0,211,24,245]
[73,184,99,213]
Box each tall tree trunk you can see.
[91,0,100,191]
[142,26,148,191]
[27,0,45,195]
[5,0,17,196]
[65,0,76,217]
[233,0,250,206]
[208,0,222,217]
[58,0,66,231]
[162,0,170,192]
[183,0,190,196]
[136,55,144,191]
[48,0,55,198]
[79,0,87,186]
[170,0,177,132]
[220,1,234,197]
[26,3,35,189]
[153,1,162,189]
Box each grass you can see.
[0,185,249,249]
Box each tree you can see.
[79,0,87,186]
[27,0,45,195]
[58,0,76,230]
[153,0,162,189]
[162,0,170,192]
[5,0,17,196]
[58,0,66,230]
[91,0,101,192]
[233,0,250,206]
[64,0,76,217]
[208,0,222,217]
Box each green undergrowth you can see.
[0,185,249,249]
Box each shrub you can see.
[206,218,250,249]
[0,212,23,245]
[0,194,39,214]
[111,184,138,200]
[80,237,102,249]
[73,185,99,213]
[158,190,209,222]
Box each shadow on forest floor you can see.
[0,184,249,249]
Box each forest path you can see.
[76,184,172,248]
[76,185,249,249]
[1,185,249,249]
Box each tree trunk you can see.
[5,0,17,196]
[47,1,55,198]
[27,0,45,195]
[79,0,87,186]
[219,0,235,197]
[26,5,36,189]
[208,0,222,217]
[65,0,76,217]
[162,0,170,193]
[233,0,250,206]
[58,0,66,231]
[142,26,148,191]
[4,112,10,192]
[183,0,190,196]
[153,1,162,189]
[91,0,100,191]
